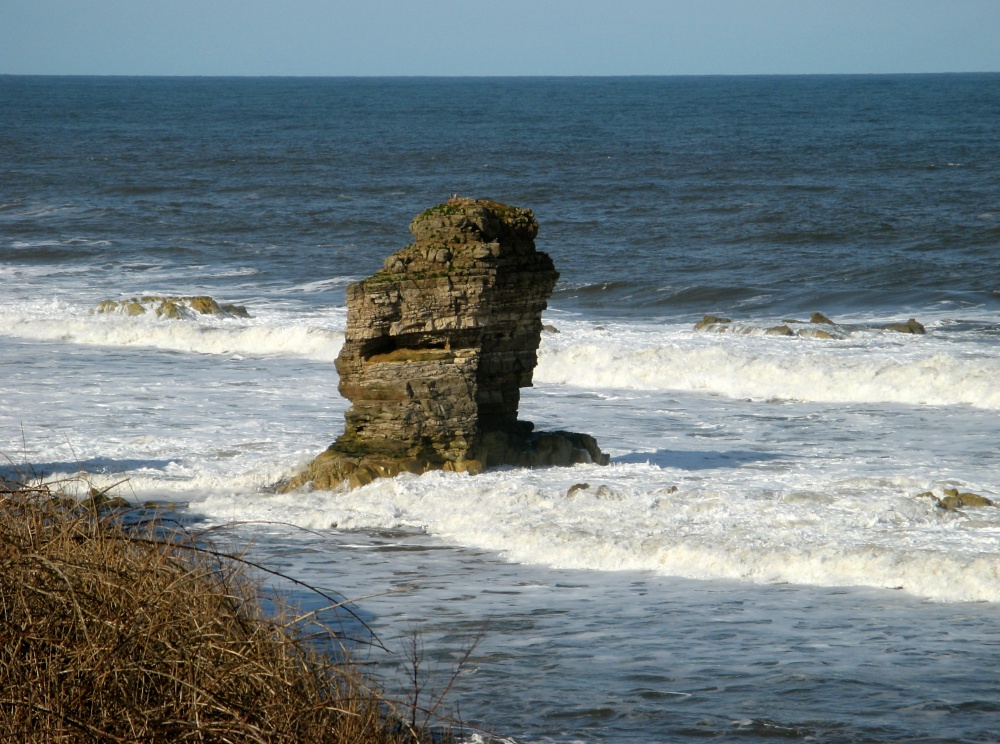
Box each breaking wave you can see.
[192,468,1000,604]
[0,312,344,362]
[535,333,1000,409]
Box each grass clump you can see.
[0,479,442,743]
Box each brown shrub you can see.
[0,482,440,743]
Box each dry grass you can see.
[0,479,446,743]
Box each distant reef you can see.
[94,295,250,319]
[693,312,926,339]
[284,197,608,491]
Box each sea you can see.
[2,74,1000,742]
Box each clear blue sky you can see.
[2,0,998,76]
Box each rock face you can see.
[287,197,608,491]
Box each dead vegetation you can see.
[0,477,454,743]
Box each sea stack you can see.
[285,197,608,491]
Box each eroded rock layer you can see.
[288,197,608,490]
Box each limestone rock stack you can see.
[286,197,608,491]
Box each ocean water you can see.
[2,74,1000,742]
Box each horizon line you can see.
[3,71,999,80]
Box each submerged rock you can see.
[220,303,251,317]
[155,299,183,320]
[186,296,223,315]
[285,197,609,491]
[881,318,926,334]
[796,328,837,340]
[810,312,836,326]
[693,314,732,331]
[940,487,993,509]
[86,487,130,511]
[96,299,147,316]
[917,487,994,510]
[765,325,794,336]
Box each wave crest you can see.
[536,336,1000,409]
[1,314,344,362]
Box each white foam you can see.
[5,303,1000,604]
[216,267,261,278]
[193,468,1000,603]
[0,312,344,362]
[535,322,1000,409]
[289,276,360,293]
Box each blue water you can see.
[5,75,999,315]
[3,75,1000,742]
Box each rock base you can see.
[283,428,609,491]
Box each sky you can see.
[2,0,999,77]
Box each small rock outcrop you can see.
[881,318,926,334]
[693,311,927,339]
[796,328,837,340]
[764,325,793,336]
[916,487,994,510]
[287,197,609,491]
[95,296,250,319]
[694,315,732,331]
